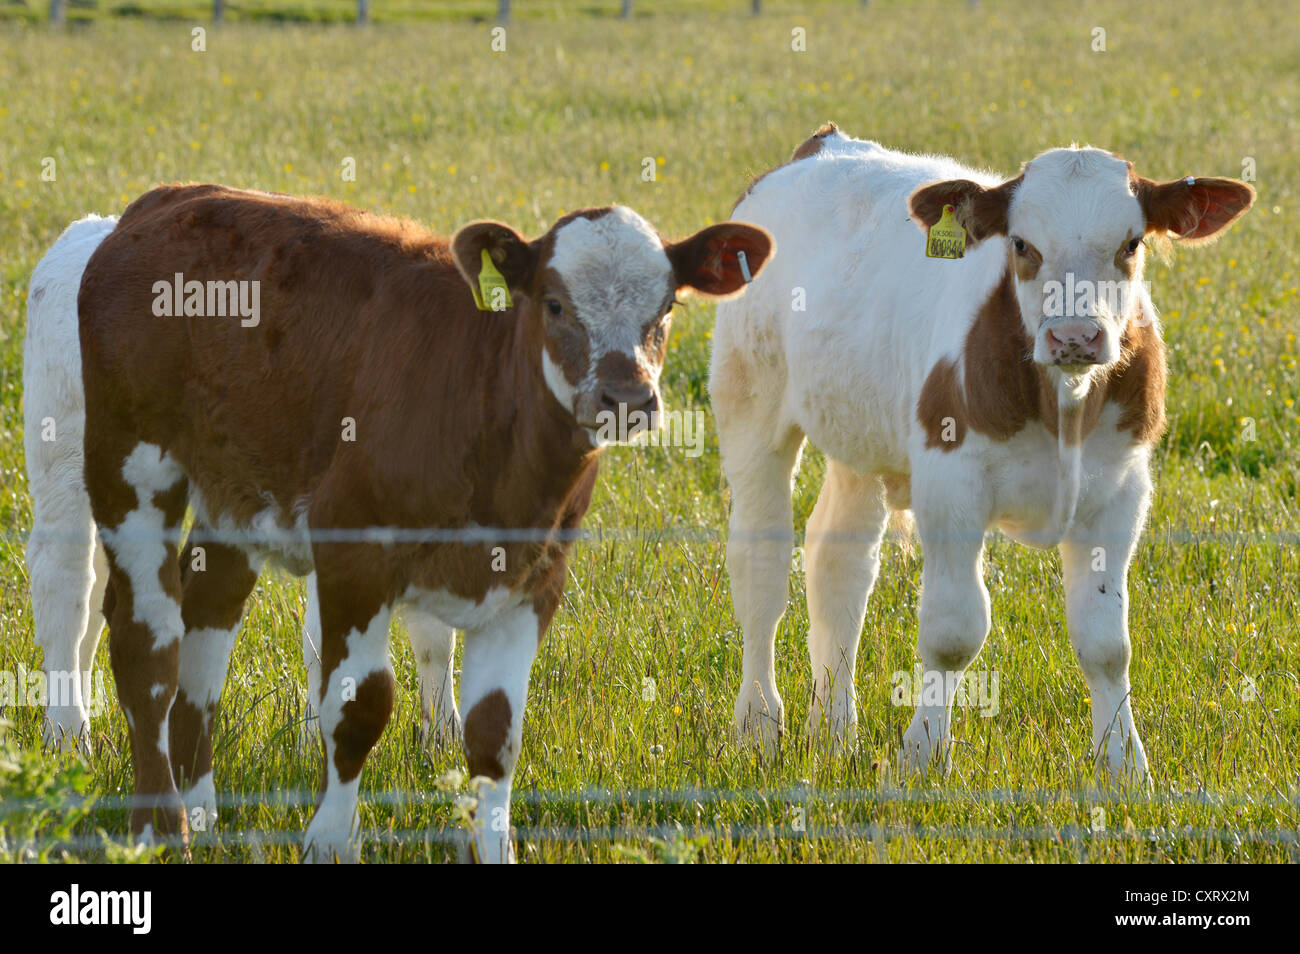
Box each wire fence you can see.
[5,783,1298,857]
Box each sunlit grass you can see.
[0,0,1296,861]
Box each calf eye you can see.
[1012,237,1027,254]
[1122,237,1142,257]
[545,299,563,317]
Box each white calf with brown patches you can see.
[714,123,1252,780]
[77,185,770,862]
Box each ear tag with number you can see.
[474,248,512,311]
[926,204,966,260]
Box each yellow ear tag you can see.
[473,248,512,312]
[926,204,966,260]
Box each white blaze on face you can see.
[1008,148,1148,368]
[547,206,674,399]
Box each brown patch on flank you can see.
[736,121,840,208]
[464,688,512,779]
[333,668,395,783]
[917,269,1167,450]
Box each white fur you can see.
[545,207,671,417]
[304,608,392,864]
[23,214,117,750]
[457,603,540,864]
[100,443,186,651]
[714,130,1162,780]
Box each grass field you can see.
[1,0,1297,862]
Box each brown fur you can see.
[917,269,1166,450]
[464,688,512,779]
[1131,172,1255,243]
[909,175,1024,243]
[78,184,772,849]
[169,539,259,792]
[77,186,612,840]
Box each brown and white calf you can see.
[77,184,771,862]
[24,216,461,756]
[713,123,1252,779]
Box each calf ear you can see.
[909,176,1021,244]
[1133,175,1255,244]
[666,223,774,298]
[451,221,538,295]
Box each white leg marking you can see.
[99,444,186,651]
[303,605,392,865]
[459,603,540,865]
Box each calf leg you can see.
[169,533,261,833]
[901,495,990,776]
[303,562,393,864]
[458,603,541,864]
[402,606,460,745]
[804,463,889,743]
[1059,471,1151,784]
[299,571,323,748]
[720,426,805,751]
[92,443,190,842]
[81,536,110,702]
[27,493,97,752]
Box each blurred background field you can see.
[0,0,1297,861]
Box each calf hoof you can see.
[295,704,321,755]
[42,710,92,756]
[1097,743,1152,791]
[804,699,858,751]
[898,714,952,779]
[734,684,784,756]
[464,832,516,864]
[418,706,462,751]
[131,793,190,857]
[303,832,361,864]
[178,774,219,842]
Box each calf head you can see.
[452,207,772,441]
[910,148,1254,378]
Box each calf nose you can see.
[598,380,658,419]
[1045,321,1103,365]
